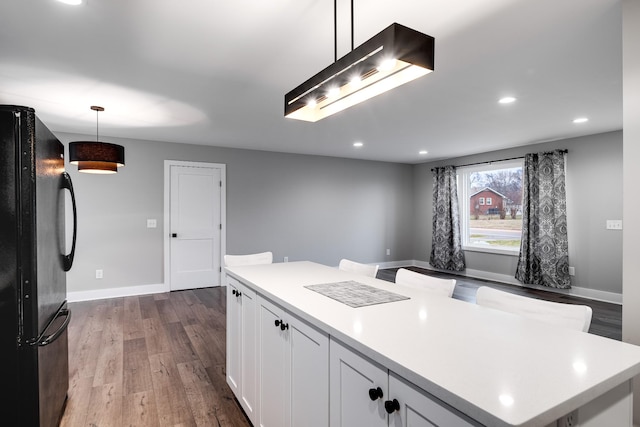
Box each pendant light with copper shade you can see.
[69,106,125,174]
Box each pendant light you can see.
[284,1,434,122]
[69,106,125,174]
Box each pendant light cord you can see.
[334,0,355,62]
[351,0,354,51]
[334,0,337,62]
[96,108,99,142]
[90,105,104,141]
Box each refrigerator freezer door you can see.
[37,302,70,427]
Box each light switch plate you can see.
[606,220,622,230]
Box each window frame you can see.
[457,159,523,256]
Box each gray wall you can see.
[58,128,622,297]
[413,131,623,294]
[57,133,415,293]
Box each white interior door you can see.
[169,164,222,290]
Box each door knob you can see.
[368,387,383,401]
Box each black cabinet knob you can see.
[274,319,289,330]
[232,289,236,296]
[384,399,400,414]
[368,387,383,401]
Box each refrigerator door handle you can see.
[30,308,71,347]
[61,171,77,272]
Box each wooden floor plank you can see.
[123,296,146,341]
[123,337,154,396]
[122,390,160,427]
[92,304,125,388]
[84,382,123,427]
[59,376,93,427]
[144,317,172,356]
[165,321,200,364]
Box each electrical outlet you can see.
[283,257,288,262]
[557,409,578,427]
[386,249,391,256]
[96,269,103,279]
[568,266,575,276]
[147,219,157,228]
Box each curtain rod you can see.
[431,149,568,171]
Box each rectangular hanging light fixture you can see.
[284,23,434,122]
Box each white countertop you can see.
[225,261,640,427]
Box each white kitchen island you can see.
[225,261,640,427]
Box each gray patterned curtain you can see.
[430,166,465,271]
[515,150,570,288]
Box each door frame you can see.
[163,160,227,290]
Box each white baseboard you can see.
[67,283,169,302]
[401,260,622,305]
[376,260,416,269]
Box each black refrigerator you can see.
[0,105,77,426]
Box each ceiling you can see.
[0,0,622,164]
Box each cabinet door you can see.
[388,373,476,427]
[329,338,387,427]
[288,314,329,427]
[226,278,258,424]
[226,279,241,397]
[239,282,257,423]
[258,297,288,427]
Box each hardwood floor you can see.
[377,267,622,341]
[61,268,621,426]
[61,288,251,427]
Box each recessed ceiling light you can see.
[498,96,517,104]
[573,117,589,124]
[353,142,363,148]
[419,150,428,155]
[57,0,82,4]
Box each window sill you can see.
[462,245,520,257]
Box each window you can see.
[458,159,523,254]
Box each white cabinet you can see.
[226,277,258,424]
[330,338,476,427]
[329,337,388,427]
[388,373,477,427]
[257,296,329,427]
